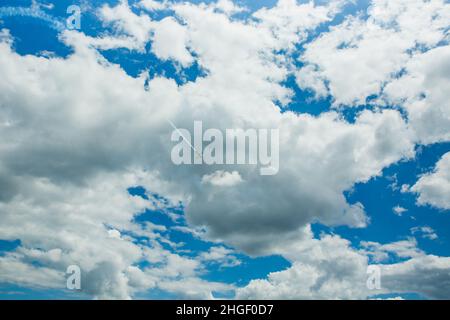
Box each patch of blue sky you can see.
[337,97,409,124]
[0,11,72,56]
[0,239,21,255]
[280,74,333,116]
[0,0,107,57]
[202,254,291,286]
[128,186,184,228]
[0,2,141,56]
[0,2,66,31]
[100,45,208,82]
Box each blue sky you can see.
[0,0,449,300]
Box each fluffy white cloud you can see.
[236,229,371,299]
[297,0,450,107]
[0,33,223,298]
[253,0,346,50]
[361,238,423,262]
[99,0,154,50]
[138,0,167,12]
[151,17,193,66]
[383,46,450,144]
[0,254,64,290]
[237,233,450,299]
[380,254,450,300]
[199,246,241,267]
[411,152,450,210]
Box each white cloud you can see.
[237,233,450,299]
[380,254,450,299]
[393,206,407,216]
[237,231,371,299]
[361,238,423,262]
[215,0,246,16]
[199,246,241,267]
[297,0,450,106]
[253,0,346,50]
[411,152,450,210]
[99,1,154,50]
[201,170,243,187]
[108,229,122,239]
[383,46,450,144]
[0,254,64,290]
[410,226,438,240]
[138,0,167,12]
[151,17,194,66]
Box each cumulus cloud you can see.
[297,0,450,107]
[99,0,154,50]
[361,238,423,262]
[151,17,193,66]
[238,233,450,299]
[0,254,65,290]
[380,255,450,300]
[383,46,450,144]
[411,152,450,210]
[199,246,241,267]
[236,229,371,299]
[138,0,167,12]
